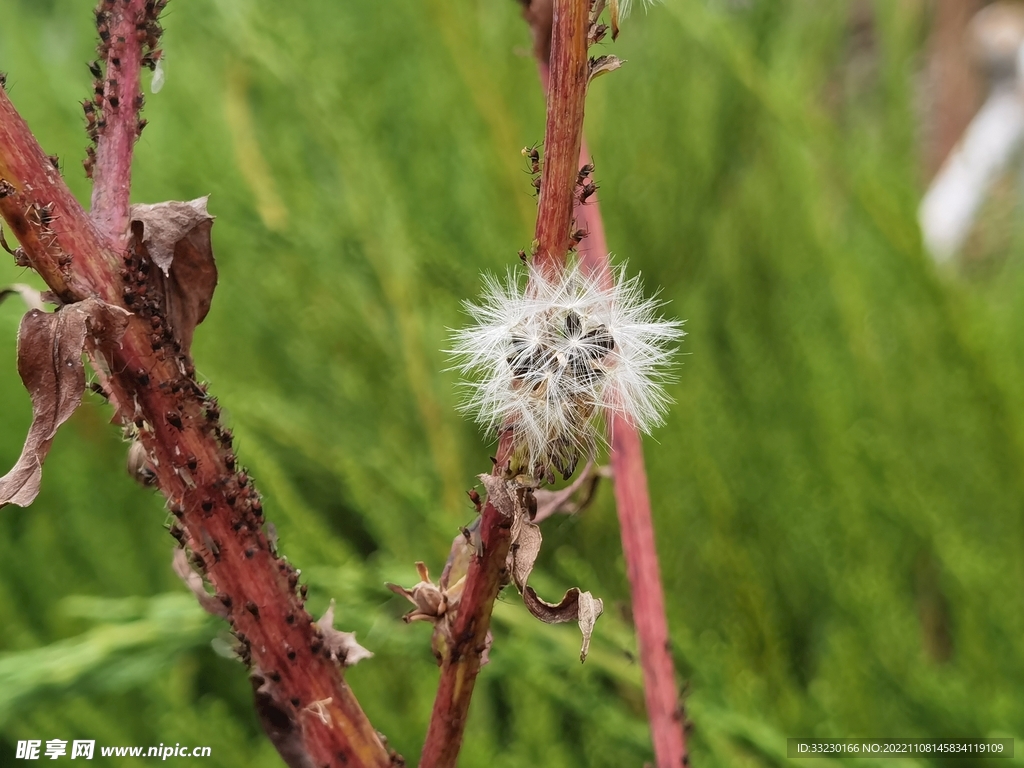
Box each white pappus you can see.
[449,258,683,481]
[613,0,660,20]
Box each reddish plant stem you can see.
[606,417,688,767]
[89,0,147,242]
[0,33,393,768]
[532,0,590,278]
[548,65,692,758]
[420,1,591,765]
[534,30,691,768]
[419,434,514,768]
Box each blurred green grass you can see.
[1,0,1023,766]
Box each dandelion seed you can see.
[151,57,165,94]
[449,258,683,480]
[612,0,660,20]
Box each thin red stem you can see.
[574,133,690,767]
[419,1,591,765]
[532,0,590,278]
[535,32,691,767]
[89,0,147,243]
[419,435,515,768]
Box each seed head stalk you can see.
[418,1,592,766]
[542,69,691,768]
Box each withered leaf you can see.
[589,54,623,83]
[493,477,604,663]
[509,515,543,592]
[532,459,604,523]
[316,599,374,667]
[172,548,229,619]
[522,587,604,662]
[130,197,217,354]
[0,299,129,508]
[478,474,517,517]
[440,518,479,594]
[386,562,447,623]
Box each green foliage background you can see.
[1,0,1023,765]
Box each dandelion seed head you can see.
[449,258,683,479]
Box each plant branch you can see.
[0,32,393,768]
[533,0,590,278]
[605,413,689,768]
[526,3,691,763]
[419,433,515,768]
[419,1,591,765]
[88,0,149,242]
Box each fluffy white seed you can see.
[449,258,683,478]
[614,0,660,20]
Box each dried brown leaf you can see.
[509,516,543,592]
[130,197,217,354]
[532,459,605,523]
[316,599,373,667]
[589,54,623,82]
[494,477,604,662]
[0,299,129,508]
[522,587,604,662]
[440,518,480,593]
[477,474,517,517]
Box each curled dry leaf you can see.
[477,474,517,517]
[0,298,130,508]
[589,54,623,83]
[129,197,217,354]
[315,599,373,667]
[440,517,480,599]
[532,459,605,523]
[477,475,604,661]
[172,548,230,619]
[523,588,603,663]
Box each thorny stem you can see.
[89,0,146,242]
[419,0,591,765]
[0,8,393,768]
